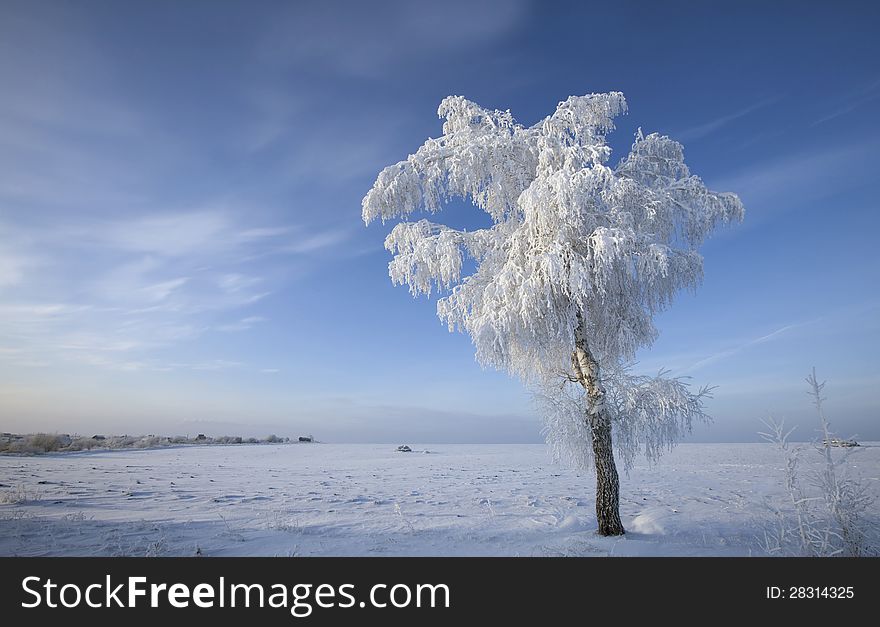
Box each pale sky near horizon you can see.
[1,0,878,442]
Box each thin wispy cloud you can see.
[239,87,308,154]
[217,274,264,294]
[0,3,359,374]
[0,208,340,373]
[0,247,33,288]
[278,130,406,184]
[812,76,880,125]
[97,212,235,258]
[189,359,244,371]
[707,137,879,229]
[236,1,528,189]
[0,8,187,212]
[678,321,814,375]
[673,97,778,141]
[259,0,528,79]
[283,229,353,254]
[140,277,191,303]
[217,316,267,333]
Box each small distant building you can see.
[298,436,313,443]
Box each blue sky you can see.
[0,0,877,442]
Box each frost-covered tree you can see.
[362,93,744,535]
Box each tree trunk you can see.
[572,318,625,536]
[588,409,624,536]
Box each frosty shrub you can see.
[0,485,42,504]
[66,437,98,452]
[134,436,168,448]
[759,369,876,557]
[215,435,243,444]
[7,433,63,454]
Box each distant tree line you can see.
[0,432,297,455]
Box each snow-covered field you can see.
[1,443,878,557]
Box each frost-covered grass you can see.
[1,442,877,557]
[758,370,877,556]
[0,485,43,505]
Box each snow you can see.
[1,443,877,557]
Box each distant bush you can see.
[66,438,98,452]
[113,436,138,448]
[5,433,64,454]
[33,433,63,452]
[134,436,168,448]
[215,436,243,445]
[265,434,281,443]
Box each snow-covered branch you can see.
[538,368,713,471]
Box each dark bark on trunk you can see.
[588,410,624,536]
[572,316,625,536]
